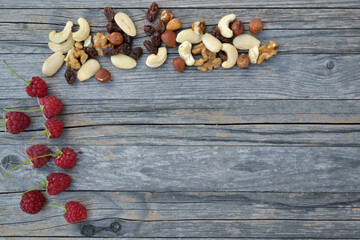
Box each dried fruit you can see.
[129,47,143,60]
[106,21,122,34]
[211,26,231,43]
[65,68,76,84]
[166,18,182,31]
[258,40,278,64]
[116,43,131,55]
[161,30,177,47]
[122,32,133,46]
[192,21,206,35]
[83,47,98,58]
[231,21,244,36]
[146,2,159,22]
[160,10,173,23]
[237,54,250,68]
[108,32,124,46]
[102,47,118,57]
[144,40,158,54]
[144,25,156,36]
[95,68,111,83]
[104,7,115,22]
[249,18,263,34]
[154,20,166,34]
[151,32,162,48]
[218,51,227,62]
[173,57,185,73]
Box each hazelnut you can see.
[160,10,173,23]
[166,18,182,31]
[161,30,177,47]
[192,21,206,35]
[95,68,111,82]
[237,54,250,68]
[173,57,186,73]
[231,21,244,36]
[108,32,124,46]
[249,18,263,34]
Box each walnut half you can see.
[65,46,88,70]
[258,40,278,64]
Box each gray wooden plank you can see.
[1,0,360,8]
[1,192,360,238]
[0,54,359,100]
[1,146,359,192]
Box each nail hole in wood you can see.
[326,61,334,69]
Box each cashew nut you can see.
[49,21,73,44]
[77,59,100,81]
[176,29,202,44]
[218,14,236,38]
[146,47,167,68]
[178,41,195,66]
[201,33,222,53]
[249,45,259,64]
[48,33,75,53]
[42,52,65,77]
[114,12,137,37]
[221,43,238,69]
[72,18,90,42]
[111,54,137,69]
[233,34,260,50]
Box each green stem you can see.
[18,184,45,196]
[3,60,31,84]
[45,204,66,212]
[3,108,42,113]
[25,129,48,145]
[0,122,5,127]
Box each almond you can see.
[161,30,177,47]
[166,18,182,31]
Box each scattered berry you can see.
[46,173,72,195]
[0,112,31,134]
[39,96,63,119]
[26,144,52,168]
[54,148,77,169]
[26,118,63,144]
[20,190,45,214]
[64,201,87,223]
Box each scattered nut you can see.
[221,43,238,69]
[191,42,205,55]
[166,18,182,31]
[146,47,167,68]
[77,59,100,81]
[233,34,260,50]
[154,20,166,34]
[129,47,143,60]
[178,41,195,66]
[111,53,137,69]
[95,68,111,82]
[146,2,159,22]
[237,54,250,68]
[161,30,177,47]
[231,21,244,36]
[218,14,236,38]
[73,18,90,42]
[108,32,124,46]
[202,33,222,53]
[84,36,93,47]
[160,10,173,23]
[192,21,206,35]
[65,46,88,70]
[173,57,186,73]
[74,41,83,49]
[192,43,222,72]
[48,33,75,53]
[114,12,137,37]
[49,21,73,44]
[176,29,202,44]
[249,18,263,34]
[64,68,76,84]
[93,32,112,56]
[42,51,65,77]
[249,45,259,64]
[258,40,278,64]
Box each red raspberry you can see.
[26,144,52,168]
[20,190,45,214]
[44,118,63,138]
[3,112,31,134]
[64,201,87,223]
[39,96,63,119]
[54,148,77,169]
[46,173,72,195]
[26,77,48,98]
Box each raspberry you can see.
[20,190,45,214]
[54,148,77,169]
[26,144,52,168]
[2,112,31,134]
[64,201,87,223]
[46,173,72,195]
[39,96,63,119]
[45,118,63,138]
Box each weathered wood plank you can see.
[1,192,360,237]
[1,0,360,8]
[1,146,359,192]
[0,54,359,100]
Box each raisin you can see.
[129,47,143,60]
[122,32,133,46]
[106,21,123,34]
[211,26,231,43]
[104,7,115,22]
[64,68,76,84]
[151,32,162,48]
[218,51,228,62]
[146,2,159,22]
[102,47,118,57]
[83,47,98,58]
[154,20,166,34]
[144,25,156,36]
[143,40,158,54]
[116,43,131,55]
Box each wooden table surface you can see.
[1,0,360,238]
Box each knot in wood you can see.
[326,61,334,69]
[81,224,95,237]
[110,221,122,233]
[1,155,20,170]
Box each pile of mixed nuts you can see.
[41,2,279,83]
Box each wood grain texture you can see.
[1,191,360,238]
